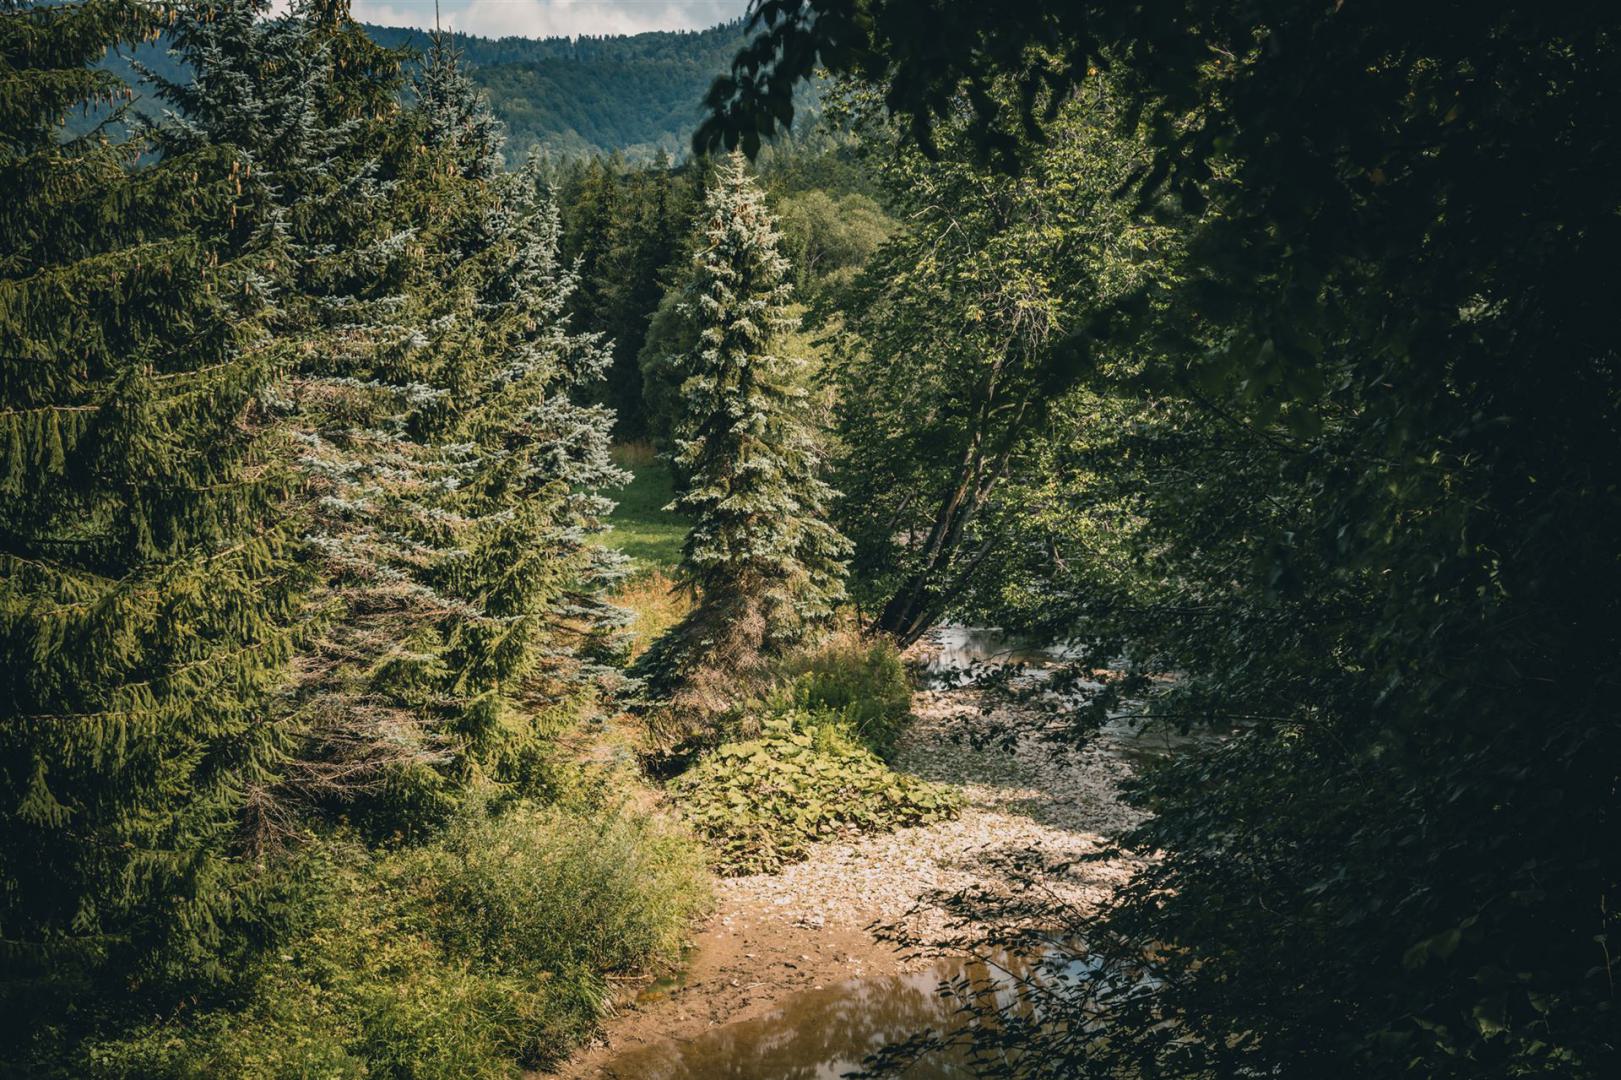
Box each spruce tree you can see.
[638,153,848,704]
[414,28,502,180]
[0,0,306,1002]
[398,42,627,796]
[156,7,625,829]
[149,0,463,835]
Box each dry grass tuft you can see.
[611,570,691,661]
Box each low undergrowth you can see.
[79,800,709,1079]
[671,714,960,875]
[669,635,960,875]
[766,633,914,758]
[611,569,692,662]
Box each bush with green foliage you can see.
[671,714,958,875]
[77,800,708,1078]
[765,634,913,758]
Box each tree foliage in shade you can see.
[829,85,1171,645]
[0,0,309,999]
[707,3,1621,1077]
[556,152,702,438]
[636,153,848,707]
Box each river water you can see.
[598,626,1188,1078]
[923,625,1212,768]
[601,949,1080,1079]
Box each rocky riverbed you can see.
[553,676,1146,1078]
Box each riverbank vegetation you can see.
[670,635,958,875]
[5,1,1617,1077]
[701,3,1621,1077]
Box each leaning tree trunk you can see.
[869,378,1036,648]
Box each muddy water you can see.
[598,951,1066,1079]
[593,626,1177,1078]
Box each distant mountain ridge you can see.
[91,19,755,162]
[361,20,753,161]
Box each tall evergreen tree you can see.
[637,153,848,705]
[395,40,627,799]
[154,5,626,833]
[0,0,307,1009]
[148,0,462,836]
[414,30,503,180]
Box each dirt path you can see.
[552,680,1144,1078]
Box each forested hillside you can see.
[365,20,752,159]
[99,18,753,160]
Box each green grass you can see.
[604,443,689,577]
[78,800,710,1078]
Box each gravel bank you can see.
[554,676,1146,1076]
[716,687,1145,959]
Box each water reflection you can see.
[922,626,1082,688]
[600,952,1061,1079]
[922,625,1215,767]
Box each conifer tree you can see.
[414,28,503,180]
[558,152,703,439]
[149,0,464,835]
[638,153,848,704]
[0,0,307,997]
[396,43,627,797]
[155,7,625,830]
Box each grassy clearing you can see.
[601,443,694,658]
[613,570,692,662]
[603,442,689,578]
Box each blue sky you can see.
[349,0,749,38]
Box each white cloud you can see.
[349,0,746,39]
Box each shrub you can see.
[768,633,914,757]
[77,801,709,1078]
[670,714,960,875]
[403,800,708,985]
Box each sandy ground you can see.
[550,681,1144,1079]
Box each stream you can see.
[924,626,1215,769]
[601,949,1083,1079]
[591,626,1193,1079]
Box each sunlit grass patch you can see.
[612,570,692,661]
[610,440,660,470]
[604,443,688,576]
